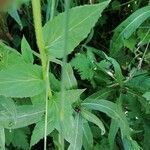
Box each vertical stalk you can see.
[32,0,46,75]
[60,0,70,149]
[32,0,52,150]
[50,0,55,21]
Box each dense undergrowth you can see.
[0,0,150,150]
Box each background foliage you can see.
[0,0,150,150]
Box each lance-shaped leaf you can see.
[82,121,93,150]
[43,1,110,58]
[110,6,150,57]
[81,99,130,136]
[68,113,83,150]
[84,88,114,101]
[108,119,119,150]
[0,64,45,97]
[81,109,105,135]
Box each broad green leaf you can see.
[68,113,83,150]
[0,64,45,97]
[110,6,150,57]
[43,1,110,58]
[81,109,105,135]
[53,89,84,142]
[0,42,24,70]
[82,121,93,150]
[30,118,55,147]
[30,100,56,147]
[0,127,5,150]
[21,36,34,64]
[31,93,45,107]
[0,105,44,129]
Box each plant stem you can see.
[60,0,70,149]
[50,0,55,21]
[32,0,46,75]
[32,0,52,150]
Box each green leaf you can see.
[30,118,55,147]
[8,8,23,29]
[126,73,150,93]
[54,89,84,142]
[64,63,77,89]
[55,89,85,104]
[43,1,110,58]
[122,136,141,150]
[5,128,30,150]
[81,109,105,135]
[0,105,44,129]
[82,121,93,150]
[49,73,61,92]
[0,64,45,97]
[82,99,119,118]
[0,96,17,118]
[84,88,114,101]
[123,35,136,52]
[71,53,94,80]
[108,119,119,150]
[0,42,24,70]
[21,36,34,64]
[143,124,150,150]
[82,99,130,136]
[110,6,150,57]
[105,56,124,86]
[68,113,83,150]
[137,27,150,46]
[0,127,5,150]
[143,92,150,101]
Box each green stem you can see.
[50,0,55,21]
[32,0,46,75]
[59,0,70,149]
[32,1,52,150]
